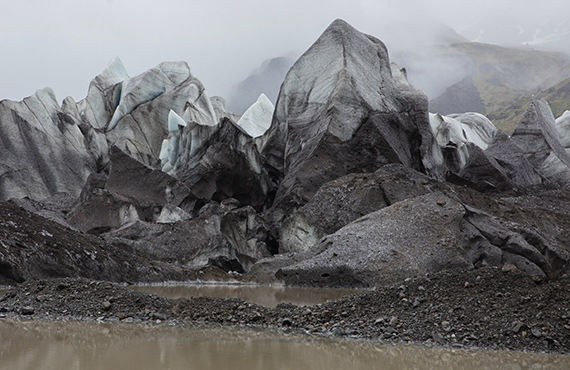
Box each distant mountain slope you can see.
[491,76,570,131]
[430,42,570,132]
[226,56,295,114]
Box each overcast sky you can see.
[1,0,569,102]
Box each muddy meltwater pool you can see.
[129,284,364,307]
[1,320,569,370]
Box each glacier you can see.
[2,18,570,286]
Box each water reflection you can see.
[129,284,364,307]
[1,321,569,370]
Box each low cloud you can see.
[1,0,568,102]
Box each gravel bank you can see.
[1,266,569,354]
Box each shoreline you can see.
[1,266,569,355]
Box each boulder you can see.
[278,192,472,287]
[106,146,193,209]
[66,172,141,234]
[279,165,435,253]
[261,19,444,225]
[278,192,570,288]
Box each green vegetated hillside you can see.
[491,77,570,132]
[429,42,570,132]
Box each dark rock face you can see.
[67,147,197,234]
[0,200,196,285]
[173,118,274,211]
[262,19,444,226]
[456,131,545,191]
[67,188,140,235]
[68,147,195,234]
[106,146,193,208]
[103,202,273,273]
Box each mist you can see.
[1,0,569,105]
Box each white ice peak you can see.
[236,93,274,138]
[107,61,192,131]
[160,109,187,172]
[100,56,129,85]
[168,109,187,132]
[429,112,496,150]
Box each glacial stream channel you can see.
[128,283,365,307]
[2,320,570,370]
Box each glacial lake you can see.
[1,320,569,370]
[129,284,366,307]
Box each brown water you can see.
[130,284,364,307]
[1,320,569,370]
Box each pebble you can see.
[102,301,112,311]
[21,306,35,315]
[501,264,518,273]
[151,312,167,321]
[432,332,444,343]
[531,328,542,338]
[512,321,527,334]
